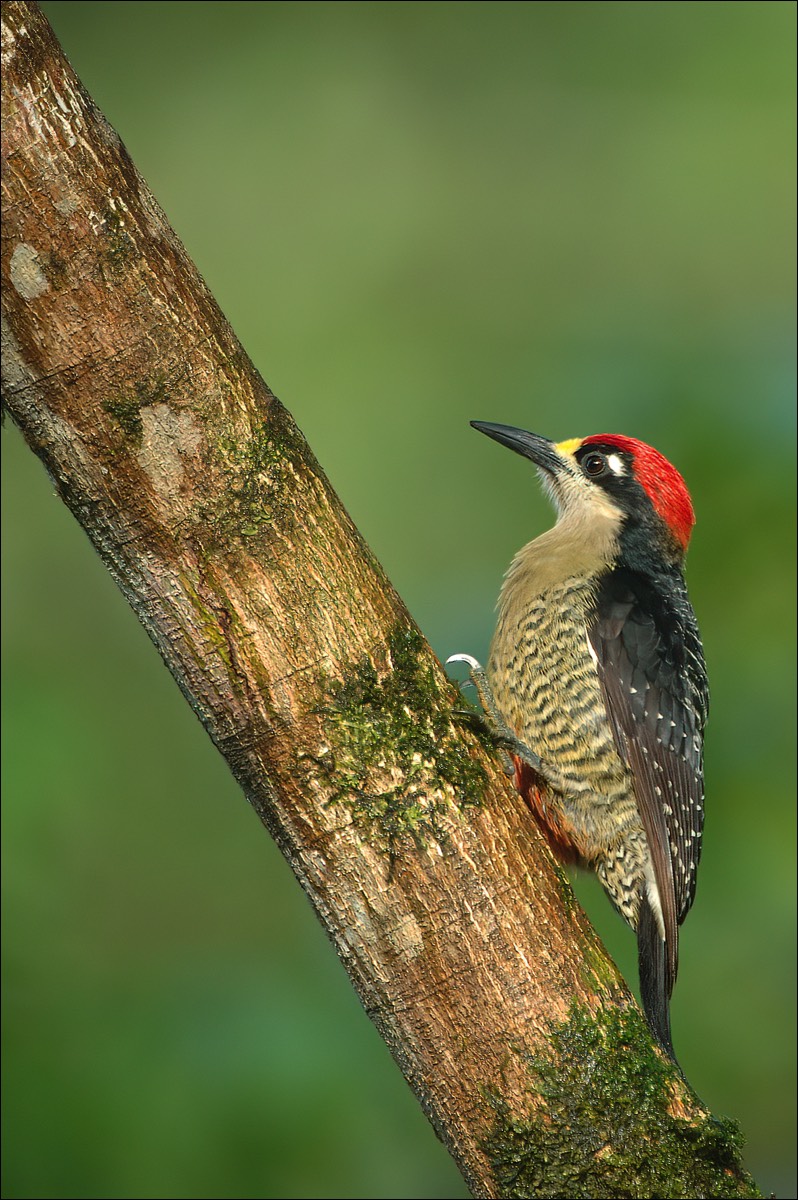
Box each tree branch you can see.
[1,4,760,1196]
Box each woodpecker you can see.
[449,421,709,1060]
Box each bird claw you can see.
[446,653,498,721]
[446,653,483,672]
[446,651,544,776]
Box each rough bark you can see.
[1,4,761,1197]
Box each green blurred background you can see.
[2,2,795,1197]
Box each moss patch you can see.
[318,624,488,852]
[206,416,307,539]
[178,569,234,674]
[483,1004,760,1199]
[549,856,578,918]
[577,932,623,996]
[103,373,168,444]
[99,203,137,277]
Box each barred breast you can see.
[488,573,650,928]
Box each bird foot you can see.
[446,653,544,776]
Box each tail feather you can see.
[637,894,677,1061]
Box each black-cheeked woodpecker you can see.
[449,422,709,1061]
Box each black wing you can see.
[588,566,708,1050]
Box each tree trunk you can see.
[1,3,761,1196]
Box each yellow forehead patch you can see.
[554,437,584,458]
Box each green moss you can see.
[103,373,168,443]
[578,933,622,996]
[549,857,578,917]
[178,570,234,674]
[318,624,488,852]
[483,1004,761,1199]
[99,204,137,276]
[103,394,143,440]
[206,417,304,539]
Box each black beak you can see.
[470,421,563,474]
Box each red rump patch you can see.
[582,433,695,550]
[514,758,583,865]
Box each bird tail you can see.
[637,894,677,1061]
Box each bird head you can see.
[471,421,695,567]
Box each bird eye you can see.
[582,452,606,477]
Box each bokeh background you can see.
[3,2,795,1197]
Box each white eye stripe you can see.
[606,453,626,476]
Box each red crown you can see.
[582,434,695,551]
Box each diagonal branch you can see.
[1,4,760,1197]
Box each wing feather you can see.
[588,568,708,988]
